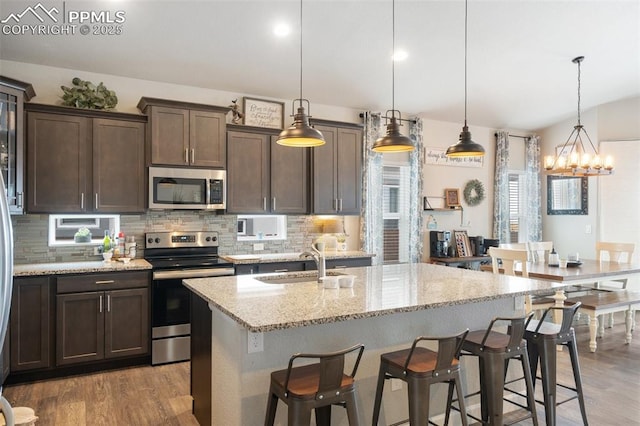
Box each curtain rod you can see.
[494,133,530,139]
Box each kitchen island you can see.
[184,263,564,425]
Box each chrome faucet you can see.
[300,248,326,282]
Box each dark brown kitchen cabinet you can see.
[25,104,146,213]
[10,276,52,372]
[56,271,149,366]
[137,97,228,168]
[226,126,308,214]
[312,121,362,215]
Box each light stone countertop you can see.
[220,251,374,264]
[183,262,565,333]
[14,259,152,276]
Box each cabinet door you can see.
[93,119,146,212]
[326,257,371,269]
[149,106,189,166]
[336,127,362,214]
[1,86,25,214]
[227,131,270,213]
[27,112,89,213]
[105,288,149,359]
[271,136,309,214]
[190,110,226,168]
[312,125,338,214]
[56,292,104,365]
[10,276,52,371]
[258,262,306,273]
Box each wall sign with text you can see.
[424,146,484,168]
[242,97,284,129]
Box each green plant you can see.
[60,77,118,110]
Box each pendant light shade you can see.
[373,113,414,152]
[445,0,485,158]
[277,0,325,148]
[372,0,415,153]
[277,101,325,147]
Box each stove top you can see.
[144,231,232,270]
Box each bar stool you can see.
[524,303,589,426]
[372,329,469,426]
[457,314,539,425]
[264,343,364,426]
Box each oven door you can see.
[151,277,191,337]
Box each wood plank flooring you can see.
[3,312,640,425]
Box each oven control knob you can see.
[147,238,153,244]
[155,238,161,244]
[212,236,217,242]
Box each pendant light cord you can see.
[576,58,581,126]
[299,0,303,109]
[392,0,395,113]
[464,0,468,127]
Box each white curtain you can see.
[493,130,510,242]
[525,136,542,241]
[360,112,384,265]
[408,118,424,262]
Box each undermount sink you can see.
[257,271,345,285]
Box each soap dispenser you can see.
[548,247,559,266]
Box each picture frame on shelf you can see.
[242,97,284,129]
[444,188,461,208]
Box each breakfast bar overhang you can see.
[184,263,565,425]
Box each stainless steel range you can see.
[144,231,234,365]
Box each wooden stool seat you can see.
[270,364,355,400]
[380,346,459,377]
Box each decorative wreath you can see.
[463,179,485,206]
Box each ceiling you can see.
[1,0,639,131]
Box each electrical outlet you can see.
[248,331,264,353]
[391,378,403,391]
[585,225,592,234]
[253,243,264,251]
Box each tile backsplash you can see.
[11,211,325,265]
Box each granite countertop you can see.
[220,251,374,264]
[183,263,564,333]
[14,259,152,276]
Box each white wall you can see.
[539,96,640,259]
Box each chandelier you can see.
[543,56,613,176]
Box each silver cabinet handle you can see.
[99,295,103,313]
[263,197,267,211]
[185,148,189,164]
[107,294,111,312]
[274,269,289,273]
[339,198,343,212]
[95,193,99,210]
[191,148,195,163]
[80,193,84,209]
[95,280,115,285]
[272,197,276,211]
[333,198,337,211]
[16,192,23,209]
[333,265,347,269]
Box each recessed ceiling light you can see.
[392,49,408,61]
[273,23,291,37]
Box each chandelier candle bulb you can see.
[604,156,614,170]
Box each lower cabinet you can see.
[56,271,150,366]
[326,257,372,269]
[233,257,372,275]
[10,276,52,372]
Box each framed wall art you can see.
[242,97,284,129]
[444,188,461,208]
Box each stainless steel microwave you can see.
[149,167,226,210]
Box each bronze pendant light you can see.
[277,0,325,147]
[372,0,415,153]
[445,0,485,157]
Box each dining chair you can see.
[593,242,635,328]
[527,241,554,264]
[488,247,539,313]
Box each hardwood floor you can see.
[3,312,640,425]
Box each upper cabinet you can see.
[226,125,309,214]
[1,76,35,215]
[137,97,228,168]
[26,104,146,214]
[311,121,363,215]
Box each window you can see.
[48,214,120,247]
[236,215,287,241]
[508,173,527,243]
[383,165,410,263]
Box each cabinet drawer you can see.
[259,262,306,274]
[325,258,372,269]
[57,271,150,294]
